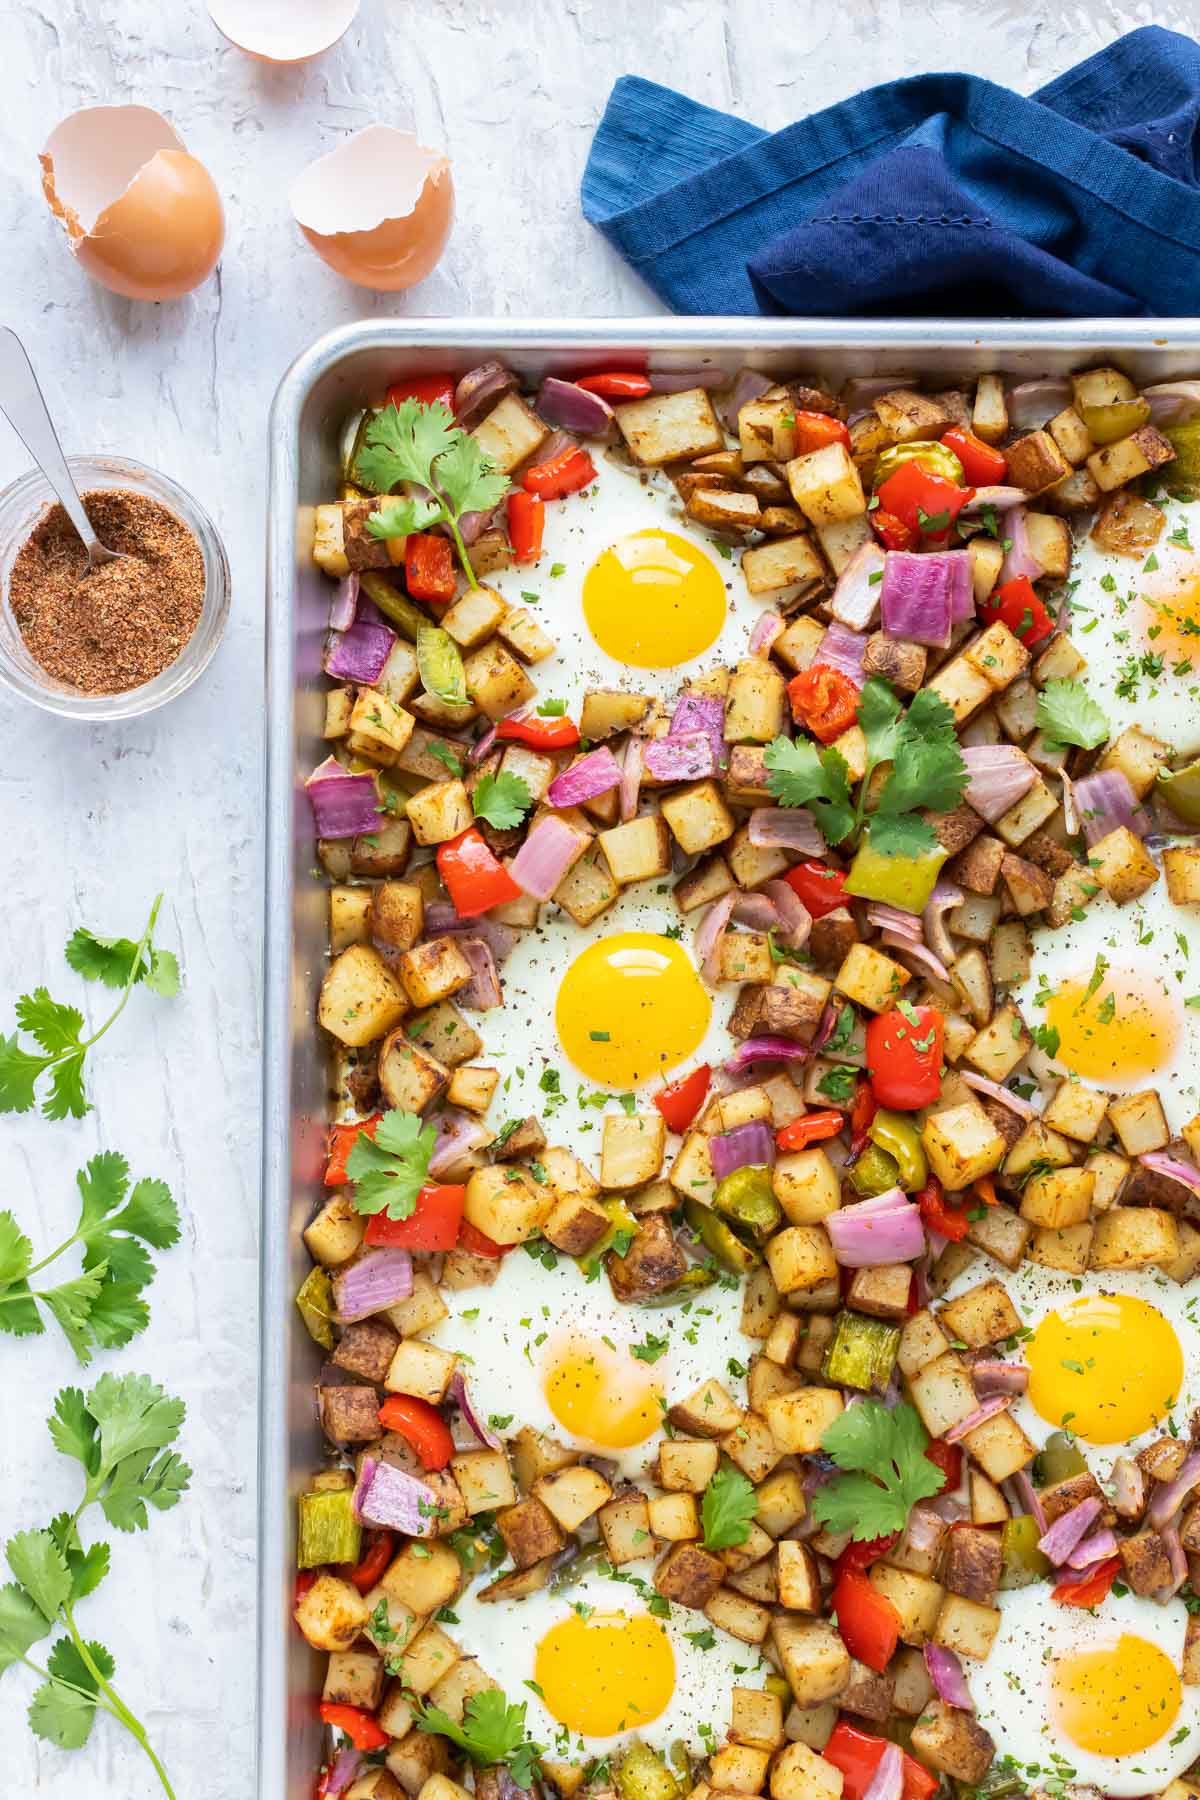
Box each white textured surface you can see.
[0,2,1187,1792]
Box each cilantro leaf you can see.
[0,1212,33,1288]
[64,931,143,989]
[764,737,855,844]
[1035,678,1109,751]
[355,400,509,589]
[856,677,904,765]
[434,430,511,519]
[16,990,85,1054]
[44,1055,88,1122]
[419,1690,544,1790]
[472,770,533,831]
[347,1108,438,1219]
[427,740,465,779]
[40,1269,110,1366]
[356,398,458,493]
[100,1446,191,1533]
[0,1582,52,1672]
[866,811,940,858]
[700,1467,757,1551]
[365,494,443,540]
[86,1372,186,1484]
[6,1530,72,1624]
[873,685,966,817]
[48,1387,98,1472]
[0,1033,49,1114]
[810,1399,944,1541]
[29,1639,116,1749]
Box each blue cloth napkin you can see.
[581,27,1200,317]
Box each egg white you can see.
[970,1583,1200,1796]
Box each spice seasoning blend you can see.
[9,487,205,694]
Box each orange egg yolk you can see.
[535,1609,676,1737]
[542,1333,664,1448]
[1052,1633,1181,1755]
[1140,570,1200,661]
[1041,964,1179,1087]
[1028,1294,1183,1444]
[583,528,726,667]
[556,931,710,1088]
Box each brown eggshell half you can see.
[290,126,453,292]
[208,0,359,62]
[41,105,224,302]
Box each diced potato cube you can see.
[470,392,547,473]
[835,942,910,1012]
[318,945,409,1048]
[1090,1207,1179,1270]
[614,388,725,465]
[726,658,787,744]
[921,1102,1006,1188]
[761,1385,843,1454]
[1042,1078,1109,1143]
[396,936,474,1008]
[406,779,473,847]
[496,608,555,665]
[462,641,537,721]
[1107,1089,1169,1156]
[463,1164,553,1245]
[660,780,736,855]
[741,534,827,602]
[533,1464,613,1531]
[937,1280,1021,1350]
[770,1617,851,1706]
[765,1225,839,1298]
[385,1339,458,1405]
[770,1743,843,1800]
[1089,826,1160,904]
[962,1410,1036,1483]
[786,443,866,525]
[1020,1166,1095,1229]
[598,814,672,886]
[600,1112,666,1189]
[441,585,508,649]
[295,1573,371,1652]
[908,1353,979,1439]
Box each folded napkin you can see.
[581,26,1200,316]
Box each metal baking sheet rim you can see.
[260,316,1200,1797]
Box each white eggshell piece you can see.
[208,0,359,63]
[41,105,183,236]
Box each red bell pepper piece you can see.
[833,1533,899,1579]
[387,373,457,411]
[436,827,523,919]
[791,411,852,454]
[576,372,651,400]
[507,489,544,564]
[348,1529,395,1592]
[365,1184,466,1251]
[848,1080,878,1153]
[865,1005,943,1111]
[405,532,456,605]
[924,1438,962,1494]
[653,1064,712,1135]
[973,1175,999,1207]
[318,1703,389,1752]
[782,861,848,919]
[458,1219,508,1258]
[787,665,860,745]
[496,713,581,750]
[823,1720,938,1800]
[777,1110,845,1152]
[940,426,1007,487]
[295,1569,319,1605]
[1054,1555,1121,1606]
[981,574,1055,646]
[522,446,596,501]
[377,1394,455,1471]
[831,1567,901,1672]
[325,1116,381,1186]
[870,506,918,552]
[874,461,972,539]
[916,1177,969,1242]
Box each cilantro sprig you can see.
[1035,678,1109,751]
[0,1374,189,1793]
[472,770,533,832]
[700,1467,757,1551]
[0,1153,179,1365]
[346,1109,437,1220]
[418,1689,544,1790]
[810,1398,944,1541]
[356,400,509,589]
[0,895,179,1120]
[765,677,967,858]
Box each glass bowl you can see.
[0,454,230,720]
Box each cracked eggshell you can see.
[208,0,359,62]
[40,106,224,303]
[290,127,453,292]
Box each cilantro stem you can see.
[428,476,480,591]
[64,1607,176,1798]
[19,1653,125,1722]
[77,894,164,1056]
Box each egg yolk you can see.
[1028,1294,1183,1444]
[1140,570,1200,661]
[1041,964,1179,1087]
[1051,1632,1181,1755]
[556,931,711,1088]
[582,528,726,667]
[535,1609,675,1737]
[543,1333,663,1448]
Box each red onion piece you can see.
[619,736,643,823]
[329,572,360,632]
[469,722,499,766]
[825,1188,925,1268]
[943,1395,1013,1445]
[671,692,726,767]
[880,932,950,984]
[1148,1449,1200,1529]
[961,745,1038,824]
[322,1746,363,1798]
[749,609,785,656]
[332,1248,413,1324]
[723,1035,810,1073]
[961,486,1029,515]
[1066,1526,1119,1569]
[644,732,718,783]
[880,551,971,649]
[1060,768,1080,837]
[1007,377,1072,431]
[1143,381,1200,426]
[454,360,517,428]
[537,377,614,436]
[998,507,1045,584]
[696,892,737,985]
[863,1745,904,1800]
[458,504,502,547]
[815,621,867,688]
[547,746,623,809]
[450,1370,503,1450]
[923,879,964,968]
[959,1071,1037,1120]
[924,1643,974,1711]
[972,1359,1030,1396]
[1073,769,1151,846]
[353,1456,440,1534]
[844,375,917,410]
[457,937,503,1011]
[732,894,783,934]
[830,541,886,633]
[647,366,727,393]
[323,615,396,685]
[1037,1496,1102,1564]
[1013,1470,1047,1534]
[528,428,577,468]
[428,1109,491,1179]
[749,807,823,857]
[305,759,382,840]
[1111,1456,1146,1520]
[1162,1525,1189,1598]
[763,879,813,950]
[718,368,773,433]
[510,816,586,900]
[421,905,516,966]
[867,902,922,938]
[1139,1152,1200,1199]
[710,1121,777,1180]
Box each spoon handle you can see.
[0,327,110,562]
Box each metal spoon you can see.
[0,326,122,568]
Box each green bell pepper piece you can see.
[616,1745,681,1800]
[357,570,431,641]
[999,1514,1050,1589]
[849,1143,901,1199]
[713,1166,782,1242]
[416,625,468,707]
[295,1265,335,1350]
[298,1486,362,1569]
[1165,420,1200,495]
[822,1309,902,1392]
[1034,1429,1087,1487]
[868,1110,928,1193]
[578,1197,639,1277]
[1079,397,1151,445]
[873,441,965,488]
[345,407,379,484]
[683,1197,761,1274]
[845,839,949,915]
[1157,759,1200,828]
[639,1267,719,1308]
